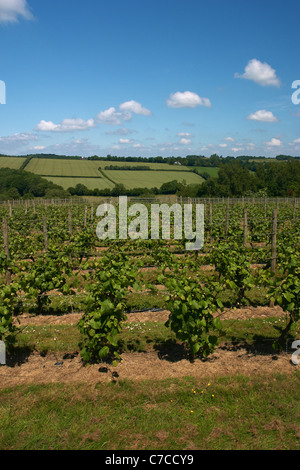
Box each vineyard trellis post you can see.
[91,203,94,222]
[68,208,72,235]
[225,201,229,238]
[2,218,11,285]
[209,202,213,241]
[243,209,248,246]
[271,209,278,273]
[43,216,48,251]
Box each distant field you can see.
[24,158,205,190]
[45,176,115,190]
[0,157,26,169]
[104,169,204,189]
[26,159,102,177]
[26,158,194,175]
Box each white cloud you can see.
[119,138,133,144]
[219,143,227,148]
[265,137,282,147]
[0,132,37,143]
[167,91,211,108]
[35,118,96,132]
[292,138,300,144]
[96,107,131,126]
[235,59,281,87]
[0,132,37,153]
[247,109,279,122]
[177,132,193,137]
[0,0,33,23]
[119,100,152,116]
[232,147,243,153]
[225,137,235,142]
[32,145,45,151]
[179,137,192,145]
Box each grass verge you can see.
[0,373,299,450]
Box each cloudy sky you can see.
[0,0,300,158]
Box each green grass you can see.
[26,159,103,177]
[0,373,299,450]
[0,156,26,170]
[44,176,115,190]
[103,169,204,189]
[24,157,206,190]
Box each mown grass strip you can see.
[0,372,299,450]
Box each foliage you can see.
[19,253,74,315]
[159,269,223,359]
[78,251,141,365]
[0,168,69,199]
[209,241,254,307]
[0,283,19,350]
[266,245,300,350]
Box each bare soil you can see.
[0,306,297,389]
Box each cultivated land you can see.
[0,198,299,450]
[0,156,26,170]
[0,156,208,190]
[45,176,115,191]
[103,169,204,189]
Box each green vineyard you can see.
[1,197,299,359]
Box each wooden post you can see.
[225,201,229,238]
[43,217,48,251]
[68,208,72,235]
[243,209,248,246]
[9,202,12,217]
[271,209,278,273]
[269,209,278,307]
[209,202,213,241]
[84,206,87,227]
[2,218,11,285]
[90,203,94,222]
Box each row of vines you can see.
[0,197,299,365]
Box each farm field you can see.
[0,156,217,191]
[24,157,205,190]
[104,169,204,188]
[45,176,115,191]
[0,157,26,170]
[0,197,299,450]
[26,158,103,177]
[25,158,196,176]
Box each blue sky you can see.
[0,0,300,158]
